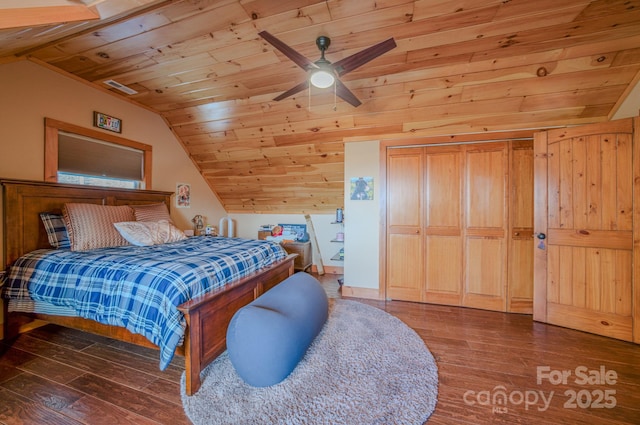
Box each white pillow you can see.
[113,220,187,246]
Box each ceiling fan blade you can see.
[258,31,318,72]
[335,79,362,107]
[273,80,310,101]
[332,38,397,77]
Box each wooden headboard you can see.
[1,179,173,267]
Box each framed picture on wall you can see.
[176,183,191,208]
[350,177,373,200]
[93,111,122,133]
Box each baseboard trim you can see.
[310,265,344,275]
[341,286,384,300]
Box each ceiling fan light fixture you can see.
[258,31,396,107]
[310,40,334,88]
[310,69,335,88]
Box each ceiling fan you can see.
[258,31,397,107]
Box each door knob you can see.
[536,233,546,240]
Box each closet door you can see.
[386,148,423,302]
[423,146,463,305]
[463,143,509,311]
[385,140,532,313]
[508,141,534,313]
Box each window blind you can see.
[58,131,144,180]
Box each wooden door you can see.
[423,146,463,305]
[534,118,637,342]
[463,143,509,311]
[509,141,534,313]
[386,141,531,312]
[386,148,423,301]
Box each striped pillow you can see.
[131,202,172,223]
[63,203,135,251]
[40,212,71,249]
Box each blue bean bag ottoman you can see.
[226,272,329,387]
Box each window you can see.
[44,118,152,189]
[57,173,140,189]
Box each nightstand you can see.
[257,230,272,240]
[281,241,312,272]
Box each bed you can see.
[0,179,295,395]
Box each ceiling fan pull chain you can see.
[334,82,337,111]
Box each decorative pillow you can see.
[227,272,329,387]
[130,203,172,223]
[113,220,187,246]
[39,212,71,249]
[63,203,135,251]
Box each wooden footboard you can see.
[1,179,296,396]
[179,253,295,395]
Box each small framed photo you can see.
[93,111,122,133]
[350,176,374,200]
[176,183,191,208]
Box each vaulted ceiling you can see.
[1,0,640,213]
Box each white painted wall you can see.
[343,140,381,290]
[612,83,640,120]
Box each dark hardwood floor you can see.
[1,273,639,424]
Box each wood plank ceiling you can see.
[1,0,640,213]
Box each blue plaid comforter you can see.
[1,237,287,369]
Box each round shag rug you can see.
[181,299,438,425]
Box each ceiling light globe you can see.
[310,70,335,88]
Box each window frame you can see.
[44,117,152,189]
